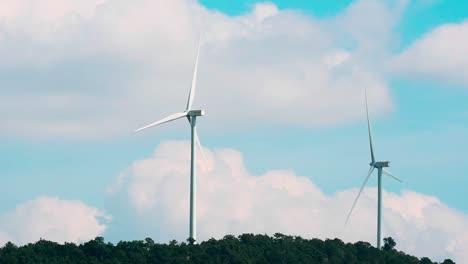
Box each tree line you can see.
[0,234,456,264]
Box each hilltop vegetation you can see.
[0,234,455,264]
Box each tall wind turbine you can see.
[345,88,402,249]
[134,38,207,243]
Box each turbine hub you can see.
[373,161,390,168]
[187,110,205,117]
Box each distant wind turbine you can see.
[345,88,402,249]
[135,37,207,243]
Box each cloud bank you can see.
[0,197,109,245]
[392,20,468,86]
[0,0,399,138]
[108,141,468,263]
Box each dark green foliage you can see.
[420,257,435,264]
[383,237,396,251]
[441,259,456,264]
[0,235,455,264]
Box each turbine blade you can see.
[365,88,376,164]
[135,112,187,132]
[383,168,402,183]
[186,36,202,111]
[345,166,375,226]
[194,128,209,171]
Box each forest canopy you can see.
[0,234,456,264]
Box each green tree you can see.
[441,259,456,264]
[420,257,434,264]
[383,237,396,251]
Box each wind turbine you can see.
[134,38,207,243]
[345,88,402,249]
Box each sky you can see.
[1,0,468,262]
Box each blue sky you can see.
[1,0,466,210]
[1,0,468,262]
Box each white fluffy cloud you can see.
[108,141,468,263]
[392,20,468,86]
[0,0,399,138]
[0,197,109,245]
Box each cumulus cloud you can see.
[392,20,468,86]
[0,0,399,138]
[252,3,279,22]
[108,141,468,263]
[0,197,110,245]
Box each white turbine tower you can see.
[345,88,402,249]
[134,38,207,243]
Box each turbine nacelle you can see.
[187,110,205,117]
[371,161,390,168]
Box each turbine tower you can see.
[134,38,207,243]
[345,88,402,249]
